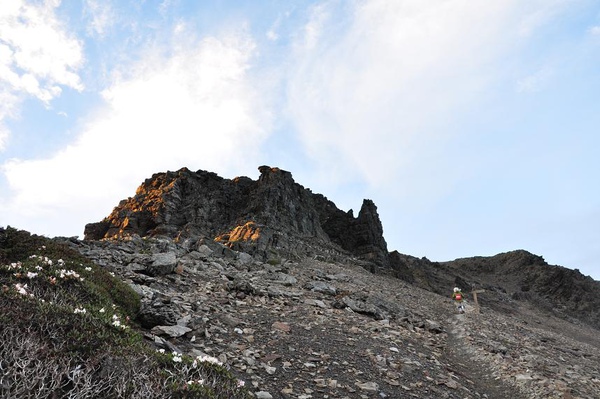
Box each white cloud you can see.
[0,30,269,237]
[266,12,288,42]
[159,0,177,15]
[0,0,83,94]
[266,29,278,41]
[589,26,600,36]
[286,0,573,192]
[297,2,331,51]
[0,87,18,151]
[516,67,553,93]
[0,0,83,151]
[84,0,115,38]
[516,0,572,37]
[0,124,8,151]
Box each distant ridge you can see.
[392,249,600,329]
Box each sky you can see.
[1,0,599,281]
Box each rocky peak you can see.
[257,165,293,183]
[84,166,389,267]
[354,199,388,262]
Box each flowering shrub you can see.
[0,227,250,398]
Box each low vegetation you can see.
[0,227,251,398]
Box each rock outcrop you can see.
[84,166,389,267]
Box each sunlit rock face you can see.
[84,166,390,266]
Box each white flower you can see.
[99,308,106,313]
[157,349,165,354]
[10,262,22,269]
[237,379,245,387]
[196,354,222,366]
[74,307,87,314]
[84,267,92,271]
[58,269,80,279]
[112,320,121,327]
[14,283,28,295]
[172,351,182,362]
[26,271,38,279]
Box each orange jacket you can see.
[452,291,464,301]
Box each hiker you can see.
[452,287,465,313]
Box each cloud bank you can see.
[286,1,580,191]
[1,25,268,236]
[0,0,83,150]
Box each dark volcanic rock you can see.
[84,166,389,267]
[318,198,389,267]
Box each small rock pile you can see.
[69,235,600,399]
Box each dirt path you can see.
[443,312,526,399]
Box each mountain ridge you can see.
[84,165,600,330]
[2,164,600,398]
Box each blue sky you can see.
[1,0,599,280]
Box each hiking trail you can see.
[443,309,526,399]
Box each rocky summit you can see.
[3,165,600,398]
[84,166,390,268]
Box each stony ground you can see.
[75,238,600,399]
